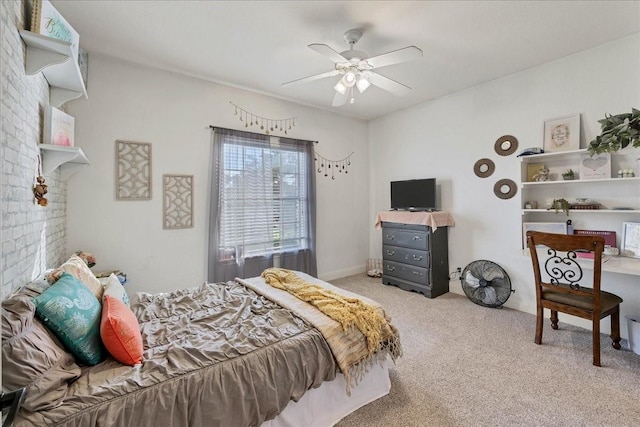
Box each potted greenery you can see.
[587,108,640,155]
[548,198,570,215]
[561,169,575,180]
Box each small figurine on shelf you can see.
[617,169,636,177]
[532,167,550,182]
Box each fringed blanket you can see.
[236,270,402,394]
[261,268,394,355]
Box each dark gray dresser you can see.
[381,221,449,298]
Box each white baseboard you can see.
[318,265,366,282]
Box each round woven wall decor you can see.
[494,135,518,156]
[473,158,495,178]
[494,179,517,199]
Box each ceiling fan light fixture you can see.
[288,29,422,107]
[356,75,371,93]
[343,71,356,87]
[334,80,347,94]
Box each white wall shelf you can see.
[522,176,640,188]
[520,146,640,254]
[520,148,587,163]
[19,30,87,107]
[523,209,640,214]
[39,144,90,180]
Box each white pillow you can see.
[102,274,130,307]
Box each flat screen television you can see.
[390,178,436,211]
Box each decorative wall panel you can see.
[163,174,194,229]
[116,140,152,200]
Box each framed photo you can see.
[31,0,80,59]
[44,106,74,147]
[543,114,580,153]
[78,47,89,89]
[526,163,545,182]
[621,222,640,259]
[523,222,567,248]
[580,152,611,180]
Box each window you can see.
[208,128,316,282]
[220,138,309,257]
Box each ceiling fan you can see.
[282,29,423,107]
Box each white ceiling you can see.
[52,1,640,121]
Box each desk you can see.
[578,256,640,276]
[525,249,640,276]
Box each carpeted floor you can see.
[331,274,640,427]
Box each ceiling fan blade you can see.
[332,90,348,107]
[282,70,341,87]
[308,43,348,63]
[368,72,412,96]
[362,46,423,69]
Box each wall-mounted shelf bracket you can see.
[19,30,87,107]
[39,144,90,180]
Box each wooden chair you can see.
[526,231,623,366]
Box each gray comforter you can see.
[15,280,337,427]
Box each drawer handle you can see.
[412,271,423,276]
[386,234,395,240]
[386,265,396,272]
[413,236,423,241]
[413,255,423,261]
[386,250,395,256]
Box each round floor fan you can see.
[460,260,513,308]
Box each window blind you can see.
[219,137,309,258]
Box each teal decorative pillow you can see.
[33,272,104,366]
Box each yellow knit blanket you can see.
[261,268,393,356]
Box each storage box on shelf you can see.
[520,148,640,276]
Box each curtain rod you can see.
[208,125,318,144]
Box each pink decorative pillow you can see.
[100,295,143,366]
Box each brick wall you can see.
[1,0,68,297]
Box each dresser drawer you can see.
[382,229,430,250]
[383,260,430,286]
[383,245,430,268]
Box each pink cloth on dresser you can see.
[374,211,455,231]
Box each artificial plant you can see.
[587,108,640,155]
[548,198,570,215]
[562,169,574,180]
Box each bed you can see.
[2,262,401,427]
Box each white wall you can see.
[368,34,640,338]
[65,54,369,294]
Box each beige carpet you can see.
[331,274,640,427]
